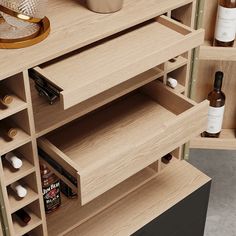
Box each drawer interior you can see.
[39,81,208,205]
[32,15,204,110]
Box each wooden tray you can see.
[0,17,50,49]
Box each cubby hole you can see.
[160,147,182,170]
[12,200,42,236]
[7,173,39,213]
[167,65,187,94]
[0,73,27,120]
[166,55,188,74]
[171,3,193,27]
[25,225,44,236]
[1,142,35,185]
[0,110,31,156]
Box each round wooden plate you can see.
[0,17,50,49]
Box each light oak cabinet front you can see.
[0,0,211,236]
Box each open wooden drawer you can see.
[31,15,204,110]
[38,81,208,206]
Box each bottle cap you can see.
[5,152,23,169]
[8,128,17,138]
[2,95,13,105]
[167,77,178,88]
[17,186,27,198]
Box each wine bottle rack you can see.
[0,0,212,236]
[0,73,47,236]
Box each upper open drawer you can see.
[38,81,208,206]
[31,15,204,110]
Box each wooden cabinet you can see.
[0,0,211,235]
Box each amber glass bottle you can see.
[40,164,61,214]
[205,71,226,138]
[214,0,236,47]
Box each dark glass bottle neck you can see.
[214,71,223,91]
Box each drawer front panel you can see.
[38,81,208,205]
[32,16,204,110]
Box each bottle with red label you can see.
[40,163,61,214]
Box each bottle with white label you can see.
[214,0,236,47]
[205,71,226,138]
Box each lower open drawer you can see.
[38,81,208,205]
[45,160,211,236]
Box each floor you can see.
[189,149,236,236]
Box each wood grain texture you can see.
[2,158,35,186]
[8,186,39,213]
[32,67,164,137]
[66,161,211,236]
[47,167,157,236]
[12,205,42,236]
[190,129,236,150]
[34,15,203,109]
[200,41,236,61]
[0,0,195,81]
[39,81,208,205]
[191,0,236,150]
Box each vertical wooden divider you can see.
[22,71,48,236]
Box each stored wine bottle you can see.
[161,153,173,164]
[205,71,226,138]
[214,0,236,47]
[40,164,61,214]
[15,209,31,224]
[0,87,13,105]
[0,121,18,139]
[167,77,178,89]
[5,152,23,169]
[11,182,27,198]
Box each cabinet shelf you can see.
[8,186,39,213]
[0,128,31,156]
[166,56,188,73]
[0,95,27,120]
[160,155,179,170]
[190,129,236,150]
[199,40,236,61]
[12,208,42,236]
[2,157,35,186]
[47,161,210,236]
